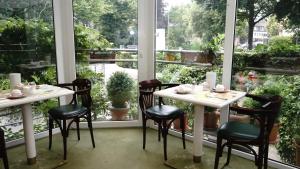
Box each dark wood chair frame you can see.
[214,94,282,169]
[0,128,9,169]
[48,79,95,160]
[139,79,186,160]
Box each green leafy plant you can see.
[106,71,134,108]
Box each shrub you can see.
[106,71,134,108]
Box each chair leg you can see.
[62,120,67,160]
[87,113,95,148]
[48,117,53,150]
[158,122,162,142]
[0,129,9,169]
[257,145,264,169]
[76,117,80,141]
[225,142,232,166]
[162,120,168,161]
[180,115,186,149]
[263,143,269,169]
[2,150,9,169]
[214,136,222,169]
[142,115,146,149]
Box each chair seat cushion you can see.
[49,104,87,119]
[146,105,183,119]
[218,121,260,141]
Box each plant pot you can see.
[229,114,250,123]
[295,141,300,166]
[165,53,176,61]
[204,110,220,130]
[173,114,191,131]
[109,103,129,121]
[269,123,279,144]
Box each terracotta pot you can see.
[109,103,129,121]
[173,114,191,131]
[269,123,279,144]
[295,141,300,166]
[204,110,220,130]
[165,53,176,61]
[229,114,250,123]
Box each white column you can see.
[220,0,237,125]
[193,105,204,162]
[21,104,36,164]
[138,0,155,81]
[53,0,76,84]
[53,0,76,104]
[222,0,237,89]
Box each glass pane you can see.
[0,0,57,141]
[155,0,226,138]
[232,0,300,167]
[73,0,138,121]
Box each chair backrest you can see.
[139,79,162,92]
[72,78,92,108]
[263,95,282,136]
[139,79,162,114]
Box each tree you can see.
[156,0,167,29]
[195,0,277,49]
[274,0,300,28]
[166,5,193,49]
[191,4,225,43]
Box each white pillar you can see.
[53,0,76,84]
[220,0,237,125]
[138,0,155,81]
[53,0,76,104]
[222,0,237,89]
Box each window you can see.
[232,0,300,166]
[0,0,57,141]
[73,0,139,122]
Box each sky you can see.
[164,0,192,11]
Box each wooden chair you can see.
[139,79,185,160]
[0,128,9,169]
[214,94,282,169]
[48,78,95,160]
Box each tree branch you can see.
[254,12,272,24]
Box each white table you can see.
[0,85,74,164]
[154,86,246,162]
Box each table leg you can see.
[193,105,204,163]
[21,104,37,164]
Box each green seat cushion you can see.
[49,104,87,119]
[218,121,260,141]
[146,105,183,119]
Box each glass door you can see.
[73,0,139,124]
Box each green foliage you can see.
[77,65,107,120]
[116,52,137,69]
[75,23,111,50]
[31,67,57,85]
[275,0,300,28]
[276,75,300,164]
[106,71,134,108]
[267,36,300,56]
[199,34,224,52]
[0,76,10,90]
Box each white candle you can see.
[206,72,216,90]
[9,73,21,90]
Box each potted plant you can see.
[172,101,192,131]
[106,71,134,120]
[204,107,220,130]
